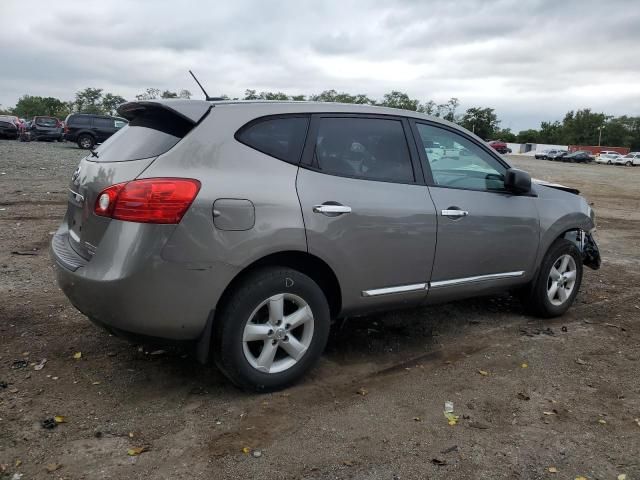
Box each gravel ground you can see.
[1,140,639,479]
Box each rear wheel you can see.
[522,239,583,317]
[607,160,612,165]
[77,134,95,149]
[213,267,331,392]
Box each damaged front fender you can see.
[564,230,601,270]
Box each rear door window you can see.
[70,115,91,126]
[93,117,114,129]
[312,117,415,183]
[236,116,309,164]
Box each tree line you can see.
[2,87,638,149]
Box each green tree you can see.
[378,91,420,111]
[309,90,373,104]
[12,95,70,118]
[516,129,539,143]
[178,89,192,99]
[243,89,260,100]
[161,90,178,98]
[436,97,460,121]
[537,121,563,144]
[459,107,500,140]
[101,93,127,115]
[561,109,607,145]
[135,88,161,101]
[418,100,437,115]
[494,128,517,142]
[74,88,105,114]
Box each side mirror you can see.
[504,168,531,194]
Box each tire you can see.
[77,134,95,149]
[607,160,612,165]
[522,239,583,318]
[625,161,632,167]
[213,267,331,392]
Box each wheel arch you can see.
[215,250,342,321]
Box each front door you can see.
[297,115,437,314]
[411,121,539,299]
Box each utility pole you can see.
[597,125,605,147]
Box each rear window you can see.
[236,116,309,164]
[35,117,58,127]
[91,108,194,162]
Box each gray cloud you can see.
[0,0,638,131]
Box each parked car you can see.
[0,115,19,139]
[64,113,128,149]
[30,116,64,142]
[619,152,640,166]
[548,150,568,161]
[562,151,593,163]
[595,153,623,165]
[535,149,564,160]
[488,140,510,154]
[51,99,601,391]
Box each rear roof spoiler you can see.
[117,99,211,124]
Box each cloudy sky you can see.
[1,0,638,131]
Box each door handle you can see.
[441,208,469,217]
[313,204,352,215]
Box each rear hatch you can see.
[64,100,211,260]
[34,116,59,133]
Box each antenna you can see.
[189,70,226,101]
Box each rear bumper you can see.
[51,221,238,341]
[33,130,62,139]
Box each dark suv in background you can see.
[64,113,128,149]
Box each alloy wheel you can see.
[547,254,577,306]
[242,293,314,374]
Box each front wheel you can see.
[213,267,331,392]
[522,239,583,318]
[625,161,632,167]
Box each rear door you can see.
[296,114,437,314]
[410,121,539,300]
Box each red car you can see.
[488,140,511,154]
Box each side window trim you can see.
[410,119,511,193]
[235,114,311,165]
[300,113,422,186]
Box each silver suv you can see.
[51,99,601,391]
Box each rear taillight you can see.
[64,124,69,134]
[94,178,201,224]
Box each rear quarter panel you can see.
[141,105,308,273]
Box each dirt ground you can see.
[1,140,639,480]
